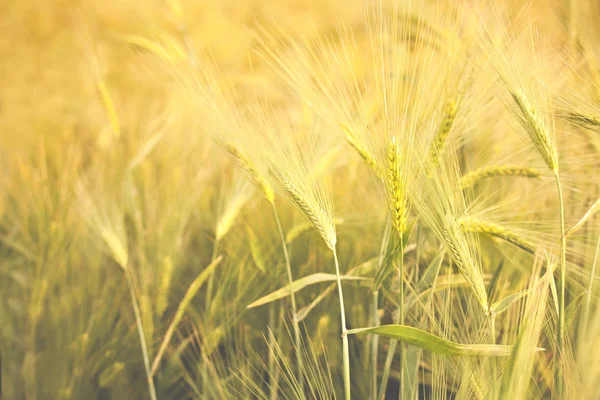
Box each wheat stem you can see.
[125,268,157,400]
[398,238,405,399]
[372,216,391,399]
[334,249,351,400]
[555,171,566,397]
[581,234,600,345]
[271,201,303,389]
[204,237,220,310]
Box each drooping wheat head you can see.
[460,217,536,254]
[460,165,541,189]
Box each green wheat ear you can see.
[428,98,459,169]
[460,217,536,254]
[510,90,558,172]
[340,123,382,178]
[460,165,541,189]
[224,143,275,205]
[385,137,408,237]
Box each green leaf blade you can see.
[247,273,369,309]
[346,324,535,357]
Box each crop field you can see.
[1,0,600,399]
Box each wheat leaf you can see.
[491,289,530,315]
[247,273,369,309]
[346,325,541,357]
[150,255,223,376]
[566,198,600,237]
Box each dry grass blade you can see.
[151,255,224,376]
[246,273,370,309]
[96,80,121,138]
[215,181,253,241]
[566,197,600,237]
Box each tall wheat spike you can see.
[386,137,409,237]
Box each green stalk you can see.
[333,249,351,400]
[398,238,405,400]
[489,313,497,398]
[378,238,405,400]
[372,217,392,399]
[271,201,303,389]
[554,171,567,397]
[268,304,278,400]
[581,235,600,344]
[370,291,379,399]
[379,338,397,400]
[204,238,220,309]
[125,268,157,400]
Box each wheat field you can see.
[2,0,600,399]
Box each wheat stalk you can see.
[460,166,541,189]
[460,217,536,254]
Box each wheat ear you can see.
[460,166,541,189]
[278,175,336,251]
[385,138,408,237]
[441,217,489,312]
[460,217,536,254]
[428,98,459,169]
[510,90,558,172]
[559,111,600,133]
[340,123,382,178]
[225,144,275,205]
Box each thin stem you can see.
[333,249,351,400]
[581,235,600,345]
[489,313,497,398]
[271,201,303,388]
[554,171,567,397]
[268,304,278,400]
[205,238,220,309]
[372,217,391,399]
[378,235,405,400]
[125,268,157,400]
[379,340,397,400]
[398,238,405,400]
[370,291,379,399]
